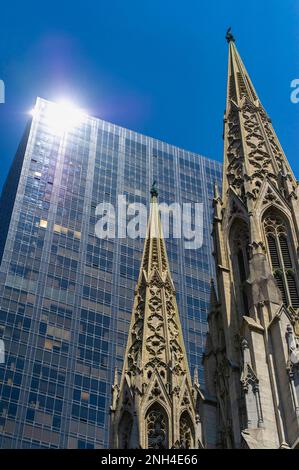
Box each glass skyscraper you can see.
[0,97,222,448]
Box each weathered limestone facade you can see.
[110,185,203,449]
[203,31,299,449]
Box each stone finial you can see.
[193,367,199,387]
[280,161,289,179]
[111,367,119,411]
[113,367,118,387]
[213,182,220,200]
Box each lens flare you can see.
[30,99,87,134]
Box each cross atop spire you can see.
[150,180,158,199]
[225,27,235,43]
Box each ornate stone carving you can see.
[149,381,164,402]
[241,363,259,393]
[181,390,191,406]
[226,107,245,199]
[127,286,146,374]
[262,188,282,206]
[240,339,264,428]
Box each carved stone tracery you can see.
[147,406,168,449]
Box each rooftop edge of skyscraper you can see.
[31,96,221,168]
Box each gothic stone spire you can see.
[223,37,297,205]
[110,188,202,449]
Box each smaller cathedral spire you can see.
[110,180,202,449]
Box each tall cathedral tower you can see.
[110,184,203,449]
[203,30,299,449]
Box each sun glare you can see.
[30,99,87,134]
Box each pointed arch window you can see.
[264,214,299,309]
[146,404,168,449]
[179,411,195,449]
[230,220,250,315]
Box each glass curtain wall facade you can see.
[0,97,222,448]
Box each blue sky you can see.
[0,1,298,192]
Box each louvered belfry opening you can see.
[264,212,299,309]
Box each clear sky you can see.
[0,0,298,192]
